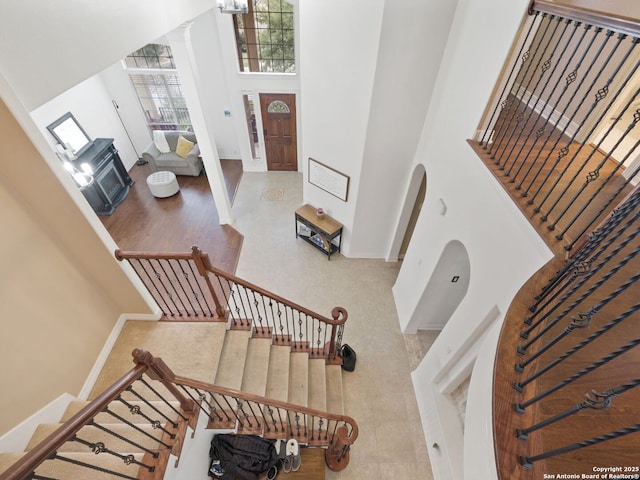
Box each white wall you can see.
[213,9,300,171]
[349,0,460,258]
[29,73,141,171]
[392,0,555,478]
[299,0,385,257]
[0,0,216,111]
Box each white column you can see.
[167,22,235,224]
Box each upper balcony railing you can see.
[470,2,640,477]
[470,0,640,255]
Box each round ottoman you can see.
[147,171,180,198]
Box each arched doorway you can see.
[387,164,427,261]
[409,240,470,331]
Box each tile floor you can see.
[231,172,435,480]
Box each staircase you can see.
[0,248,357,480]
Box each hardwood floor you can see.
[100,159,244,274]
[481,102,640,476]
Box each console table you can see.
[295,204,343,260]
[74,138,134,215]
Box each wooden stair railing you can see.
[170,370,359,472]
[474,3,640,476]
[0,349,358,479]
[115,247,348,363]
[493,170,640,478]
[0,349,196,480]
[472,0,640,256]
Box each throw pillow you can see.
[176,135,195,158]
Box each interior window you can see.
[124,44,192,131]
[233,0,295,73]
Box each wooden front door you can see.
[260,93,297,171]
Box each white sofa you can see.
[142,130,203,176]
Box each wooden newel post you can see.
[325,425,351,471]
[328,307,348,361]
[132,348,194,413]
[191,246,227,320]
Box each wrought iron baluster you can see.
[539,86,640,220]
[480,11,540,148]
[49,453,143,480]
[515,337,640,412]
[517,378,640,439]
[238,284,255,328]
[250,289,265,332]
[132,259,172,316]
[526,220,640,323]
[87,420,161,456]
[166,259,198,316]
[531,57,640,209]
[500,16,567,176]
[521,240,640,338]
[505,24,605,180]
[493,14,560,166]
[125,385,178,427]
[515,312,591,374]
[157,258,189,315]
[184,259,215,316]
[518,30,625,191]
[565,161,640,249]
[138,377,188,421]
[515,301,640,391]
[102,407,173,444]
[116,396,174,436]
[520,423,640,467]
[531,202,640,307]
[549,113,640,234]
[72,435,154,470]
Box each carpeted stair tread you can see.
[240,338,272,396]
[214,330,251,390]
[29,452,146,479]
[90,320,227,400]
[61,400,182,424]
[325,365,345,416]
[0,453,25,475]
[287,352,309,408]
[265,345,291,403]
[26,423,169,453]
[307,359,327,413]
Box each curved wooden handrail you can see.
[530,0,640,37]
[196,246,348,327]
[0,364,148,480]
[115,247,349,327]
[172,374,359,444]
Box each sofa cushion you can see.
[154,152,191,168]
[176,135,195,158]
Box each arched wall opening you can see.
[407,239,470,332]
[387,163,427,262]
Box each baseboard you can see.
[77,311,161,400]
[0,393,76,453]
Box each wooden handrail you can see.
[0,364,148,480]
[172,373,359,444]
[0,347,358,479]
[197,247,349,327]
[115,247,348,327]
[530,0,640,37]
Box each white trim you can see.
[432,305,501,385]
[513,85,581,139]
[0,393,76,453]
[77,311,160,400]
